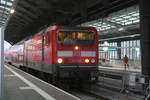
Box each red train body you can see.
[5,25,99,82]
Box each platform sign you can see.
[0,27,4,100]
[99,47,117,51]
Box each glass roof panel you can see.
[80,5,139,32]
[108,10,139,26]
[0,0,14,26]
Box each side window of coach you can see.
[46,32,50,45]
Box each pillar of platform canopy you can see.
[117,42,121,60]
[0,27,4,100]
[140,0,150,76]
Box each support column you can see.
[0,27,4,100]
[140,0,150,76]
[117,41,121,60]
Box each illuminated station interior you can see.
[0,0,150,100]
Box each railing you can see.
[98,68,150,100]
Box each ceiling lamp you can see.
[10,9,15,14]
[118,27,124,31]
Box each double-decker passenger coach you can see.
[6,25,99,83]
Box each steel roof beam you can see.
[104,19,123,27]
[14,12,34,23]
[0,8,9,13]
[99,23,139,37]
[8,19,26,26]
[0,3,11,9]
[15,7,38,21]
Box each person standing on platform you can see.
[123,55,129,70]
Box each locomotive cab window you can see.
[57,31,95,45]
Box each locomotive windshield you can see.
[57,31,95,45]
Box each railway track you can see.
[71,89,109,100]
[70,90,106,100]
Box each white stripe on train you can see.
[57,51,96,57]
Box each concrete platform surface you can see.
[99,66,141,75]
[4,65,81,100]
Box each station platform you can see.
[99,66,141,75]
[4,64,81,100]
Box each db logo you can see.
[73,51,81,57]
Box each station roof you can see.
[81,5,140,41]
[2,0,138,44]
[82,6,139,31]
[0,0,14,26]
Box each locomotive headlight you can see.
[91,59,95,63]
[85,59,90,63]
[57,58,63,64]
[75,46,79,50]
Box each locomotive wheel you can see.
[94,76,98,82]
[52,75,59,85]
[45,73,52,83]
[25,67,29,73]
[39,72,45,80]
[91,76,99,84]
[8,62,12,65]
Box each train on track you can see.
[5,25,99,83]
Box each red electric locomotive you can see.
[6,25,99,83]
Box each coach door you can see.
[25,44,28,66]
[42,36,45,62]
